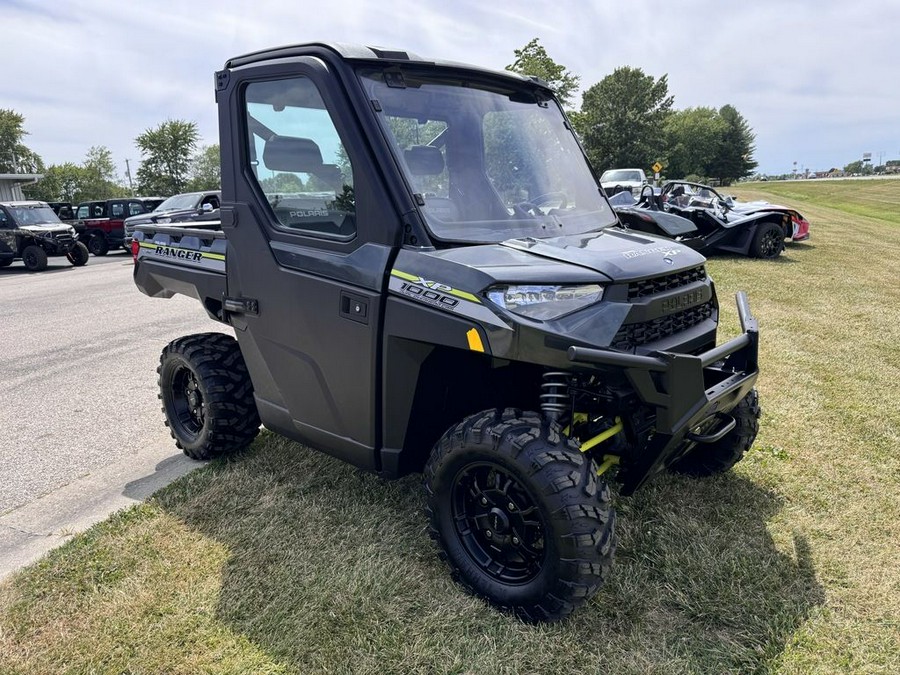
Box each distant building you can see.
[0,174,43,200]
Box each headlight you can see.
[486,284,603,320]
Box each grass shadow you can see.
[153,433,824,674]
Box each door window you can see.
[243,77,356,239]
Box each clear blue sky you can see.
[3,0,897,177]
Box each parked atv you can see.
[0,201,89,270]
[614,181,809,259]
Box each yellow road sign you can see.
[652,162,663,173]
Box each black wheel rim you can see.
[170,365,205,439]
[760,228,781,258]
[24,251,36,268]
[451,461,547,584]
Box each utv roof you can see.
[224,41,545,89]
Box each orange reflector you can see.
[466,328,485,352]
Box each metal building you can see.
[0,174,43,201]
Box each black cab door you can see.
[218,55,401,470]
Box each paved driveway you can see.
[0,252,227,576]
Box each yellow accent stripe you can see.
[390,269,481,303]
[139,241,225,261]
[391,269,418,282]
[579,417,624,453]
[466,328,485,352]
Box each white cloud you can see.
[2,0,897,178]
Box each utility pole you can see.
[125,158,134,195]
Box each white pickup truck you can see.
[599,168,648,196]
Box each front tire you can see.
[22,245,48,271]
[669,389,760,476]
[424,408,615,622]
[66,242,89,266]
[158,333,261,460]
[750,222,784,259]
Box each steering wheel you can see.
[514,191,569,218]
[710,197,729,220]
[531,191,569,210]
[638,184,657,209]
[513,201,543,218]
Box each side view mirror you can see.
[202,203,213,212]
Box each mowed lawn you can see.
[1,181,898,674]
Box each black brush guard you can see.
[568,292,759,494]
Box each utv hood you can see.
[499,228,706,282]
[418,227,707,290]
[19,223,71,233]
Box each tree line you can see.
[4,38,756,202]
[0,109,219,203]
[507,39,757,185]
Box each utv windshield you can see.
[8,206,61,225]
[358,68,616,244]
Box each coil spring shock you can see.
[540,371,570,421]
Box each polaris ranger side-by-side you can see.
[133,43,761,622]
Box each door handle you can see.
[340,291,368,324]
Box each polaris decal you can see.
[621,246,681,260]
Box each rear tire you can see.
[87,235,109,256]
[66,242,89,266]
[669,389,760,476]
[750,222,784,259]
[424,408,615,622]
[22,245,48,271]
[158,333,261,460]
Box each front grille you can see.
[627,265,707,300]
[613,300,714,349]
[54,233,75,247]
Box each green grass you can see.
[734,178,900,225]
[2,180,899,674]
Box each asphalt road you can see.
[0,251,225,516]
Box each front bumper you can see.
[791,216,811,241]
[567,291,759,493]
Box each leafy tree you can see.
[710,105,757,185]
[844,160,864,174]
[0,109,44,173]
[134,119,199,196]
[506,38,580,109]
[575,67,673,173]
[663,107,726,180]
[23,163,84,202]
[80,145,127,199]
[188,144,221,191]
